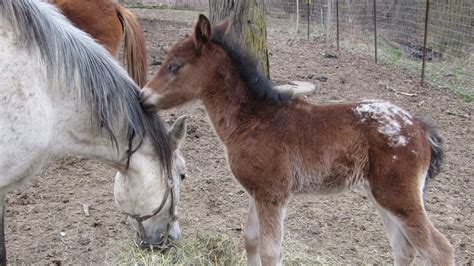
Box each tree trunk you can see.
[209,0,270,77]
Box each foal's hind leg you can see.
[369,179,454,265]
[366,185,416,265]
[375,205,416,265]
[244,197,261,266]
[397,211,453,265]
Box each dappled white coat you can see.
[0,0,183,248]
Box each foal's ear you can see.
[214,18,231,35]
[194,14,211,52]
[169,116,187,151]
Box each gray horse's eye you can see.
[180,174,186,180]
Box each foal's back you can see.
[236,99,432,195]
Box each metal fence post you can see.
[307,0,311,40]
[374,0,378,64]
[336,0,339,51]
[421,0,430,86]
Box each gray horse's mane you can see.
[0,0,172,174]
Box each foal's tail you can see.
[423,121,444,179]
[116,4,148,88]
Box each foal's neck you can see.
[200,63,267,145]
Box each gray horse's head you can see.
[114,116,187,246]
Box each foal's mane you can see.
[1,0,172,175]
[210,26,292,104]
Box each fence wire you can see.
[122,0,208,10]
[123,0,473,100]
[264,0,473,100]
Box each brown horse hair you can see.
[211,25,291,104]
[116,4,148,88]
[141,15,454,265]
[211,23,441,185]
[211,24,443,187]
[51,0,148,88]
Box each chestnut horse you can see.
[140,15,454,265]
[51,0,148,87]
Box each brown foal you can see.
[51,0,148,87]
[141,15,454,265]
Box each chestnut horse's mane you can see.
[211,27,292,104]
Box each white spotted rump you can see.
[353,99,414,147]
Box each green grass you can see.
[118,232,245,265]
[118,230,329,265]
[339,34,473,102]
[426,61,474,102]
[377,38,404,62]
[375,37,473,102]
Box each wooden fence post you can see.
[421,0,430,86]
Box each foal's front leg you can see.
[253,197,287,266]
[244,197,261,266]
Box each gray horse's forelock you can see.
[0,0,172,175]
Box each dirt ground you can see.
[6,8,472,264]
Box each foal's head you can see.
[114,116,187,246]
[140,15,230,110]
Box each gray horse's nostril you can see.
[169,232,180,240]
[135,236,166,250]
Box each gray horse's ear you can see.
[169,115,187,150]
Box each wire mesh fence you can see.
[123,0,473,100]
[264,0,473,100]
[121,0,208,10]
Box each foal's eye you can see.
[168,63,180,74]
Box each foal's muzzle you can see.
[138,87,159,111]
